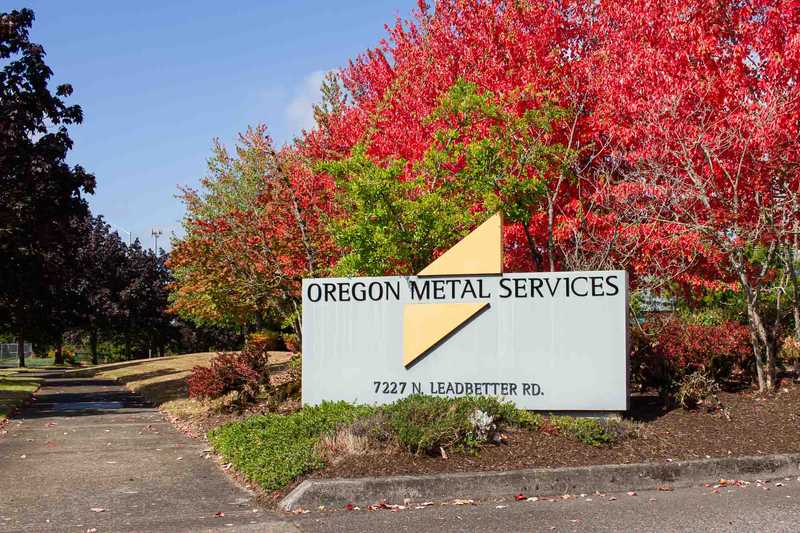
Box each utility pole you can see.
[151,228,163,255]
[149,227,163,359]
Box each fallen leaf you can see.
[214,512,225,517]
[90,508,105,513]
[657,486,674,492]
[496,505,508,509]
[452,499,475,506]
[608,496,617,501]
[526,497,538,502]
[627,491,637,497]
[515,493,526,501]
[345,504,354,511]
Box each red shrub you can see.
[187,339,271,404]
[649,318,751,380]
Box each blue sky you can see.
[17,1,414,250]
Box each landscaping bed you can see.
[313,382,800,480]
[203,379,800,504]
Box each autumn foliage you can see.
[187,337,272,404]
[171,0,800,392]
[652,320,752,379]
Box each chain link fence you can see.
[0,342,33,366]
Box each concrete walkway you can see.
[0,371,297,533]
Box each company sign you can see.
[302,214,628,411]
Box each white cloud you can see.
[285,69,329,136]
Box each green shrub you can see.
[550,416,619,446]
[507,408,544,431]
[208,401,373,491]
[384,394,528,454]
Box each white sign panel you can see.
[302,271,628,411]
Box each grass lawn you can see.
[0,372,41,421]
[67,353,217,405]
[0,356,61,369]
[66,352,293,406]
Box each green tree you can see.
[323,80,574,276]
[421,80,574,271]
[321,145,480,276]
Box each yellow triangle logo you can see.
[403,213,502,368]
[403,302,489,367]
[417,213,502,277]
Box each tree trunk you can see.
[521,223,543,271]
[795,305,800,341]
[54,341,64,366]
[90,330,98,365]
[745,297,775,393]
[17,336,25,368]
[290,297,303,345]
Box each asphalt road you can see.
[2,372,798,532]
[291,478,800,532]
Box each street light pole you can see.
[149,228,163,360]
[151,228,163,255]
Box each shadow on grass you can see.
[65,359,175,378]
[0,376,41,419]
[133,375,191,406]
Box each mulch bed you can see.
[312,379,800,480]
[163,373,800,506]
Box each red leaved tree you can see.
[587,0,800,390]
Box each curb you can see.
[279,453,800,510]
